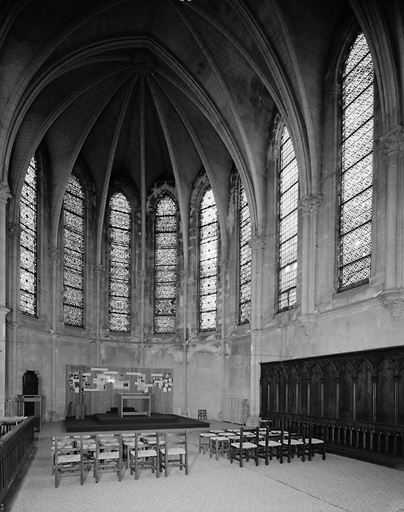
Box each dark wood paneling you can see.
[260,345,404,464]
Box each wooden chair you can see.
[53,435,84,488]
[129,432,160,479]
[282,424,311,463]
[94,433,123,483]
[257,427,283,465]
[229,428,258,468]
[309,423,326,460]
[121,432,138,468]
[52,435,73,474]
[159,430,188,477]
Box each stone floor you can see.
[8,420,404,512]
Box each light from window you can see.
[199,187,218,331]
[338,32,373,290]
[239,181,251,324]
[20,156,38,316]
[278,126,298,310]
[109,192,131,332]
[154,195,177,333]
[63,175,85,326]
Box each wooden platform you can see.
[65,412,209,433]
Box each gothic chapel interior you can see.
[1,0,404,437]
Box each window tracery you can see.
[239,180,251,324]
[20,156,38,316]
[154,194,177,333]
[278,126,298,311]
[109,191,131,332]
[63,174,85,326]
[199,187,218,331]
[338,32,374,290]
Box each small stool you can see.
[209,436,230,460]
[198,409,207,420]
[199,433,216,454]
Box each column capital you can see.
[249,236,266,251]
[0,182,11,203]
[380,125,404,160]
[298,194,322,214]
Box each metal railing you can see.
[0,416,36,509]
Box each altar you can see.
[118,393,151,417]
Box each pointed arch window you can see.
[63,174,85,327]
[154,195,177,333]
[238,181,251,324]
[277,126,298,311]
[199,186,218,331]
[109,192,131,332]
[338,32,374,290]
[20,156,38,316]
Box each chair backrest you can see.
[136,431,159,451]
[164,430,188,450]
[96,433,122,454]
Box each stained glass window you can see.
[199,187,218,331]
[278,126,298,310]
[338,33,373,290]
[63,174,85,327]
[109,192,131,332]
[154,195,177,333]
[20,156,38,316]
[239,181,251,324]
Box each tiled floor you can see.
[8,420,404,512]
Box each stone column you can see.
[138,269,147,368]
[298,194,322,317]
[48,247,59,419]
[248,236,265,425]
[380,126,404,291]
[218,259,228,421]
[0,183,11,416]
[6,222,21,405]
[94,263,104,366]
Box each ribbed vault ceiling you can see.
[2,0,348,239]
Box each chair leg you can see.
[80,459,84,485]
[134,452,139,480]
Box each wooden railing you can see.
[263,412,404,465]
[0,416,36,510]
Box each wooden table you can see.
[118,393,151,417]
